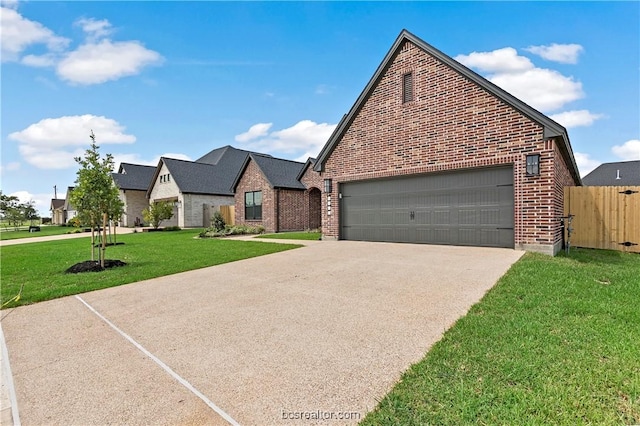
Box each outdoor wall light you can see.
[526,154,540,176]
[324,178,333,193]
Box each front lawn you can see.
[257,231,321,241]
[1,229,301,308]
[0,225,80,240]
[361,248,640,425]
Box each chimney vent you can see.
[616,170,621,180]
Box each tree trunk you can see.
[91,223,95,261]
[101,213,107,268]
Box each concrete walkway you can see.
[1,240,523,425]
[0,227,140,247]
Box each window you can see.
[402,72,414,103]
[245,191,262,220]
[526,154,540,176]
[160,174,171,183]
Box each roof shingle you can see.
[582,161,640,186]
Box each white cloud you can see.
[21,53,57,67]
[525,43,584,64]
[574,152,601,177]
[549,110,605,128]
[0,6,70,61]
[612,139,640,161]
[235,120,337,158]
[2,9,162,85]
[8,190,52,216]
[112,152,192,169]
[455,47,533,74]
[57,39,163,85]
[235,123,273,142]
[8,114,136,169]
[0,161,21,174]
[456,47,584,112]
[75,17,112,41]
[0,0,18,10]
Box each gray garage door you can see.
[339,167,514,248]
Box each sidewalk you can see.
[0,227,140,247]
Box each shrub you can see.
[199,224,265,238]
[163,226,181,232]
[212,211,226,232]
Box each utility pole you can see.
[54,185,57,199]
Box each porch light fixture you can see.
[526,154,540,176]
[324,179,333,193]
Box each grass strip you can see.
[1,229,300,308]
[361,249,640,425]
[0,225,81,240]
[256,231,321,241]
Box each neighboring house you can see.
[112,163,156,226]
[50,199,65,225]
[64,187,77,222]
[232,154,322,233]
[582,161,640,186]
[146,145,280,228]
[313,30,581,255]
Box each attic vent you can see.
[616,169,621,180]
[402,72,414,103]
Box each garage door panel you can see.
[340,167,514,248]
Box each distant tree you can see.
[23,200,39,225]
[142,201,174,229]
[70,131,124,267]
[0,192,39,229]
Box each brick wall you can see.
[321,40,578,254]
[235,160,276,232]
[300,165,323,231]
[235,159,324,232]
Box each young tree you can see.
[70,131,124,267]
[142,201,175,229]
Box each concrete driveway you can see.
[1,240,523,425]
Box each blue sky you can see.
[1,1,639,215]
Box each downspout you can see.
[275,188,280,233]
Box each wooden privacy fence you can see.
[219,205,235,226]
[564,186,640,253]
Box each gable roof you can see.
[112,163,156,191]
[196,145,272,167]
[296,157,317,181]
[149,157,236,196]
[313,29,581,184]
[232,154,306,191]
[581,161,640,186]
[64,186,75,210]
[50,199,65,210]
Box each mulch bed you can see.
[65,259,127,274]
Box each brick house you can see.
[112,162,156,226]
[313,30,581,255]
[233,155,323,233]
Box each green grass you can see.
[0,225,80,240]
[256,231,321,241]
[1,229,301,308]
[361,248,640,425]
